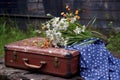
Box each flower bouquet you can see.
[39,5,106,48]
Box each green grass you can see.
[0,18,39,57]
[87,26,120,53]
[106,32,120,53]
[0,17,120,58]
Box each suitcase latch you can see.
[13,50,18,61]
[54,57,59,68]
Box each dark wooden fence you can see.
[0,0,120,29]
[77,0,120,28]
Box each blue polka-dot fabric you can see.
[66,38,120,80]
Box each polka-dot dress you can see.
[66,38,120,80]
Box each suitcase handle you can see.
[23,58,46,69]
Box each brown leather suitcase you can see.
[4,37,79,78]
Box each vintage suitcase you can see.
[4,37,79,78]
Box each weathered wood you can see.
[0,58,82,80]
[73,0,120,28]
[80,11,120,20]
[0,0,120,28]
[79,0,120,2]
[79,1,120,20]
[81,2,120,11]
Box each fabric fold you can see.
[66,38,120,80]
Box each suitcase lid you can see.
[5,37,79,57]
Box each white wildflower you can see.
[56,31,62,37]
[51,17,60,25]
[52,23,59,29]
[46,29,54,40]
[82,25,86,32]
[46,23,50,29]
[35,30,41,34]
[63,39,68,47]
[46,13,52,16]
[70,17,77,23]
[73,26,82,34]
[58,18,69,30]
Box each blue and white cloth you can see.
[66,38,120,80]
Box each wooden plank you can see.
[79,19,120,28]
[81,2,120,11]
[28,0,39,2]
[79,0,120,2]
[80,11,120,20]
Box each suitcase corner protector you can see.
[4,45,7,50]
[4,63,8,67]
[64,53,73,59]
[64,72,74,78]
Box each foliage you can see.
[0,18,37,57]
[106,32,120,53]
[40,5,98,48]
